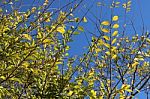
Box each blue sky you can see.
[69,0,150,54]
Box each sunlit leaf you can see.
[103,36,110,41]
[68,91,73,96]
[104,43,110,48]
[74,17,80,22]
[95,48,101,53]
[112,31,118,36]
[22,61,30,68]
[112,54,117,59]
[97,39,104,46]
[112,38,117,44]
[112,16,119,21]
[57,26,65,34]
[146,38,150,43]
[83,17,87,22]
[91,90,97,98]
[126,89,132,92]
[121,84,132,92]
[22,34,32,41]
[113,24,119,28]
[10,78,22,84]
[115,2,120,5]
[105,51,110,55]
[55,61,63,65]
[43,39,51,43]
[101,28,110,33]
[73,31,80,35]
[101,21,110,26]
[78,26,84,32]
[132,61,139,67]
[0,76,6,80]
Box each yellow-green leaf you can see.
[112,16,119,21]
[132,61,139,67]
[37,32,42,38]
[127,1,132,5]
[57,26,65,34]
[112,54,117,59]
[68,91,73,96]
[91,90,97,98]
[22,61,30,68]
[10,78,22,84]
[45,18,50,22]
[78,26,84,32]
[23,34,32,41]
[97,39,104,46]
[115,2,120,5]
[0,76,6,80]
[83,17,87,22]
[121,84,132,92]
[43,39,51,43]
[112,31,118,36]
[101,21,110,25]
[121,84,130,89]
[146,38,150,43]
[95,48,101,53]
[103,36,110,41]
[126,89,132,92]
[112,38,117,44]
[101,28,110,33]
[111,46,117,52]
[74,17,80,22]
[113,24,119,28]
[105,51,110,55]
[55,61,63,65]
[104,43,110,48]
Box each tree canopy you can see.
[0,0,149,98]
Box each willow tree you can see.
[0,0,149,99]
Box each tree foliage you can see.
[0,0,149,98]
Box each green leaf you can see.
[95,48,101,53]
[112,38,117,44]
[104,43,110,48]
[132,62,139,67]
[101,28,110,33]
[113,24,119,29]
[0,76,6,80]
[10,78,22,84]
[97,39,104,46]
[91,90,97,98]
[22,34,32,41]
[74,17,80,22]
[83,17,87,22]
[112,54,117,59]
[68,91,73,96]
[73,31,80,35]
[103,36,110,41]
[78,26,84,32]
[112,31,118,36]
[112,16,119,21]
[43,39,51,43]
[101,21,110,26]
[105,51,110,55]
[57,26,65,34]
